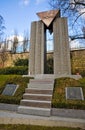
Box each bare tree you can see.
[12,30,19,53]
[0,46,8,68]
[23,37,28,52]
[23,31,29,52]
[0,42,1,49]
[82,26,85,37]
[48,0,85,40]
[48,0,85,17]
[0,15,5,41]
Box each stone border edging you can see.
[0,103,85,119]
[51,108,85,119]
[0,110,85,129]
[0,103,19,112]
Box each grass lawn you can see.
[0,75,85,109]
[0,125,83,130]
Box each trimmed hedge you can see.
[0,124,81,130]
[14,58,28,66]
[0,66,28,75]
[52,77,85,110]
[0,75,85,109]
[0,75,32,104]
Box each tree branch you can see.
[72,12,85,27]
[70,35,85,40]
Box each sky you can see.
[0,0,85,50]
[0,0,49,38]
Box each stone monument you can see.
[18,10,81,116]
[29,10,71,76]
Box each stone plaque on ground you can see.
[2,84,19,96]
[65,87,84,100]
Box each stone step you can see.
[30,79,54,84]
[18,106,51,116]
[34,74,55,80]
[23,93,52,101]
[18,78,54,117]
[20,99,51,108]
[28,84,53,89]
[25,88,53,95]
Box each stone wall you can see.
[0,52,29,68]
[0,49,85,75]
[47,49,85,75]
[71,49,85,74]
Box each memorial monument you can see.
[18,10,82,116]
[29,10,71,76]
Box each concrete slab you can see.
[0,110,85,129]
[23,74,82,80]
[0,103,19,112]
[28,84,53,89]
[0,103,85,119]
[51,108,85,119]
[25,88,53,94]
[23,93,52,101]
[18,106,51,117]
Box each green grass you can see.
[0,75,32,104]
[0,125,82,130]
[0,75,85,109]
[52,77,85,109]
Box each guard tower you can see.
[29,10,71,75]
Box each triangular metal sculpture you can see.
[37,10,60,27]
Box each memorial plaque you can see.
[65,87,84,100]
[2,84,19,96]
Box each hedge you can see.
[0,75,31,104]
[52,77,85,110]
[14,58,28,66]
[0,66,28,75]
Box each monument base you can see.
[23,74,82,80]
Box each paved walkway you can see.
[0,110,85,129]
[0,103,85,129]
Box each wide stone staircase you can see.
[18,79,54,116]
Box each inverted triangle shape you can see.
[37,10,60,27]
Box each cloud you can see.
[6,35,24,50]
[23,0,30,6]
[36,0,45,5]
[70,40,80,49]
[19,0,30,6]
[7,35,24,43]
[70,39,85,49]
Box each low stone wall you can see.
[71,49,85,74]
[0,52,29,68]
[0,49,85,75]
